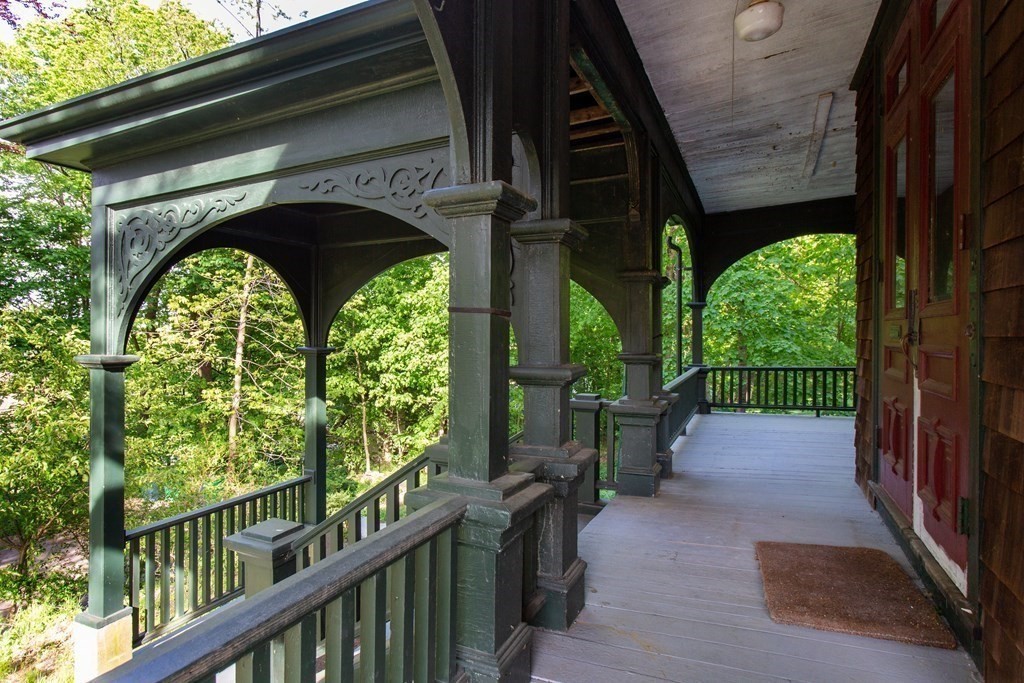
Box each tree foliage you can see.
[0,0,230,593]
[703,234,856,366]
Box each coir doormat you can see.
[754,542,956,648]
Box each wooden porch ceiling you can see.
[615,0,881,214]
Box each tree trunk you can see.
[227,254,256,476]
[352,347,372,474]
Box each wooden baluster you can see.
[414,539,438,683]
[215,510,224,599]
[605,408,616,487]
[388,555,416,682]
[324,589,356,683]
[436,528,457,681]
[129,538,141,642]
[189,518,199,611]
[145,533,156,635]
[203,514,213,606]
[175,524,185,617]
[386,485,398,527]
[359,569,388,681]
[160,527,171,626]
[345,511,360,546]
[226,506,237,593]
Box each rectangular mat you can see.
[754,541,956,648]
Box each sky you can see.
[0,0,368,43]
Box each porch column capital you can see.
[424,180,537,221]
[509,363,587,386]
[687,301,708,310]
[511,218,588,250]
[75,354,139,371]
[618,269,662,283]
[296,346,336,357]
[618,352,661,366]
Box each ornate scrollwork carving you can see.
[114,193,247,314]
[299,158,446,219]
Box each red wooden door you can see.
[879,23,915,519]
[914,0,970,568]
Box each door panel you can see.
[878,0,972,570]
[879,56,915,517]
[914,0,970,568]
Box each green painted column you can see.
[73,354,138,680]
[427,181,532,482]
[611,270,666,497]
[508,218,596,631]
[688,301,710,414]
[408,181,554,683]
[297,346,334,525]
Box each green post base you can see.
[617,464,663,497]
[407,472,552,683]
[73,607,133,682]
[456,622,533,682]
[534,557,588,631]
[657,450,674,480]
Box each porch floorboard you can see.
[532,413,980,683]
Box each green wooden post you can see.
[407,181,553,683]
[225,519,314,683]
[297,347,333,525]
[508,219,596,632]
[73,354,138,680]
[688,302,711,414]
[569,393,603,511]
[612,269,666,497]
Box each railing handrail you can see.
[663,365,702,393]
[288,452,430,553]
[707,365,855,371]
[125,474,312,542]
[98,496,468,683]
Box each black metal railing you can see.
[124,474,309,645]
[101,497,467,683]
[706,366,856,415]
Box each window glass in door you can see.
[929,74,955,303]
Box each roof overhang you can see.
[0,0,431,171]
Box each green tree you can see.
[704,234,857,367]
[569,282,622,400]
[0,0,231,589]
[325,254,449,509]
[125,250,306,525]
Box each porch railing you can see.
[124,474,309,646]
[289,452,438,567]
[99,496,466,683]
[706,366,856,415]
[663,365,702,441]
[571,366,702,506]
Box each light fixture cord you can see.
[731,0,744,126]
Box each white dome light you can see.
[735,0,785,42]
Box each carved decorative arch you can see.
[108,150,452,352]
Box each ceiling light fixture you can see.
[734,0,784,41]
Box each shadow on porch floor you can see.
[534,413,980,683]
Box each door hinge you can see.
[958,497,971,536]
[876,425,883,448]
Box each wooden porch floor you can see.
[532,413,981,682]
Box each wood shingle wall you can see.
[854,76,876,496]
[981,0,1024,678]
